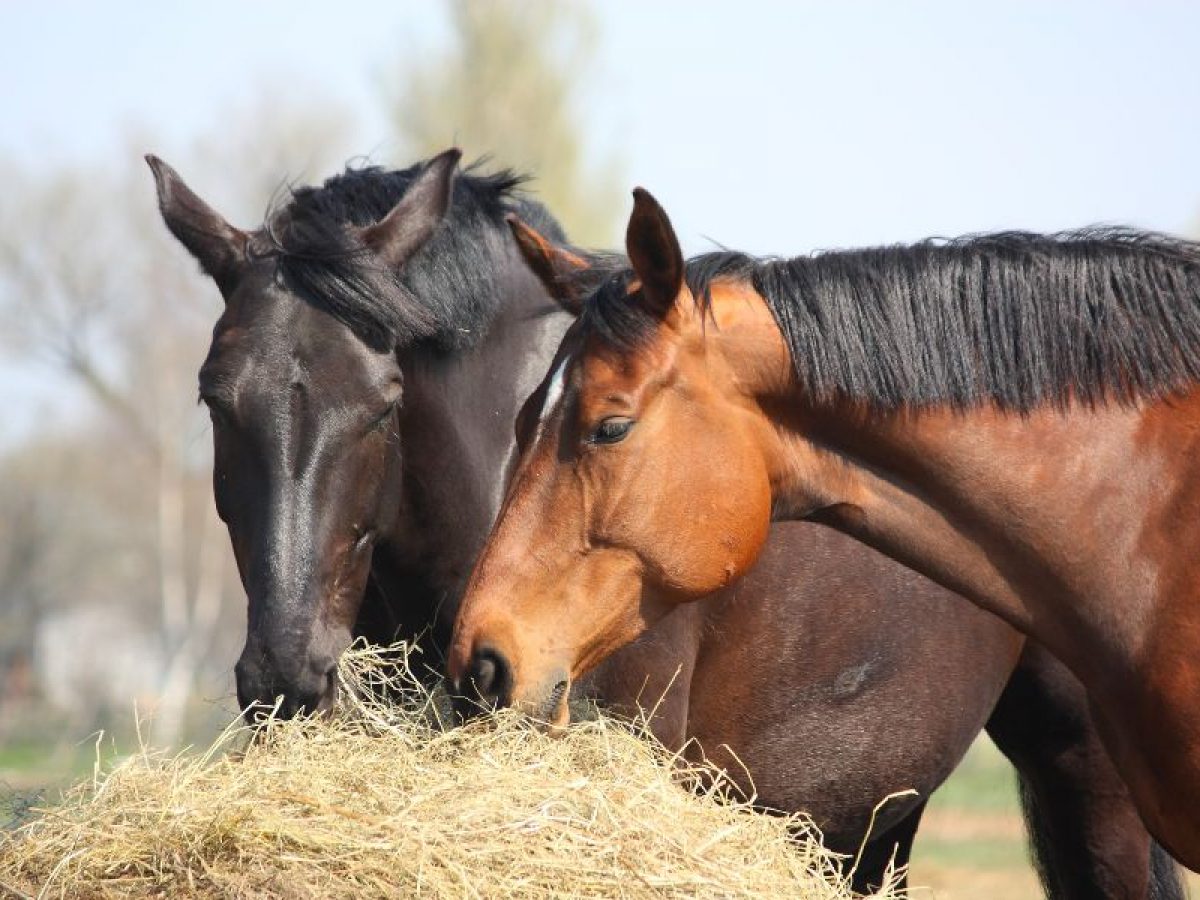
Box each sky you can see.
[3,1,1200,443]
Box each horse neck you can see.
[797,392,1200,858]
[772,390,1200,683]
[378,261,573,633]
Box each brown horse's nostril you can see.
[548,678,568,707]
[467,646,512,708]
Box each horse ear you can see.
[146,154,248,292]
[625,187,684,319]
[507,215,590,316]
[357,147,461,270]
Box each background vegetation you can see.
[0,0,620,761]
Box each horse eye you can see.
[201,396,231,425]
[589,417,635,445]
[371,401,399,432]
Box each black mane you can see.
[582,229,1200,410]
[259,158,565,352]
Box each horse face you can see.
[449,190,773,724]
[202,270,405,719]
[149,152,457,719]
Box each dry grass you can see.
[0,644,901,899]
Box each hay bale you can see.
[0,645,901,899]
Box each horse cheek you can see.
[668,461,772,597]
[719,469,773,588]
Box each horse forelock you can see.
[256,157,566,353]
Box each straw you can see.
[0,643,902,899]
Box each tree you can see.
[384,0,623,247]
[0,96,358,748]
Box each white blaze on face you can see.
[535,354,571,440]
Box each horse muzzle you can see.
[235,643,339,723]
[449,643,571,730]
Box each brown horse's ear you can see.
[506,215,590,315]
[356,147,461,270]
[625,187,684,319]
[146,154,249,292]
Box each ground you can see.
[910,737,1200,899]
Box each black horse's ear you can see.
[357,147,461,270]
[507,215,590,316]
[146,154,249,292]
[625,187,684,319]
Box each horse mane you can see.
[582,228,1200,410]
[258,157,566,352]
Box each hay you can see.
[0,645,902,899]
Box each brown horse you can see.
[449,189,1200,870]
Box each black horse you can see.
[149,151,1181,897]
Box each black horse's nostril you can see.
[467,646,512,707]
[243,700,276,727]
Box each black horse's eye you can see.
[201,396,231,426]
[589,417,635,445]
[370,402,398,432]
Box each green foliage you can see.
[910,737,1029,876]
[384,0,623,247]
[927,737,1020,814]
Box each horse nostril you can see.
[471,656,496,694]
[321,666,339,708]
[243,701,274,727]
[467,646,512,707]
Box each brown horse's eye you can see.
[589,417,635,445]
